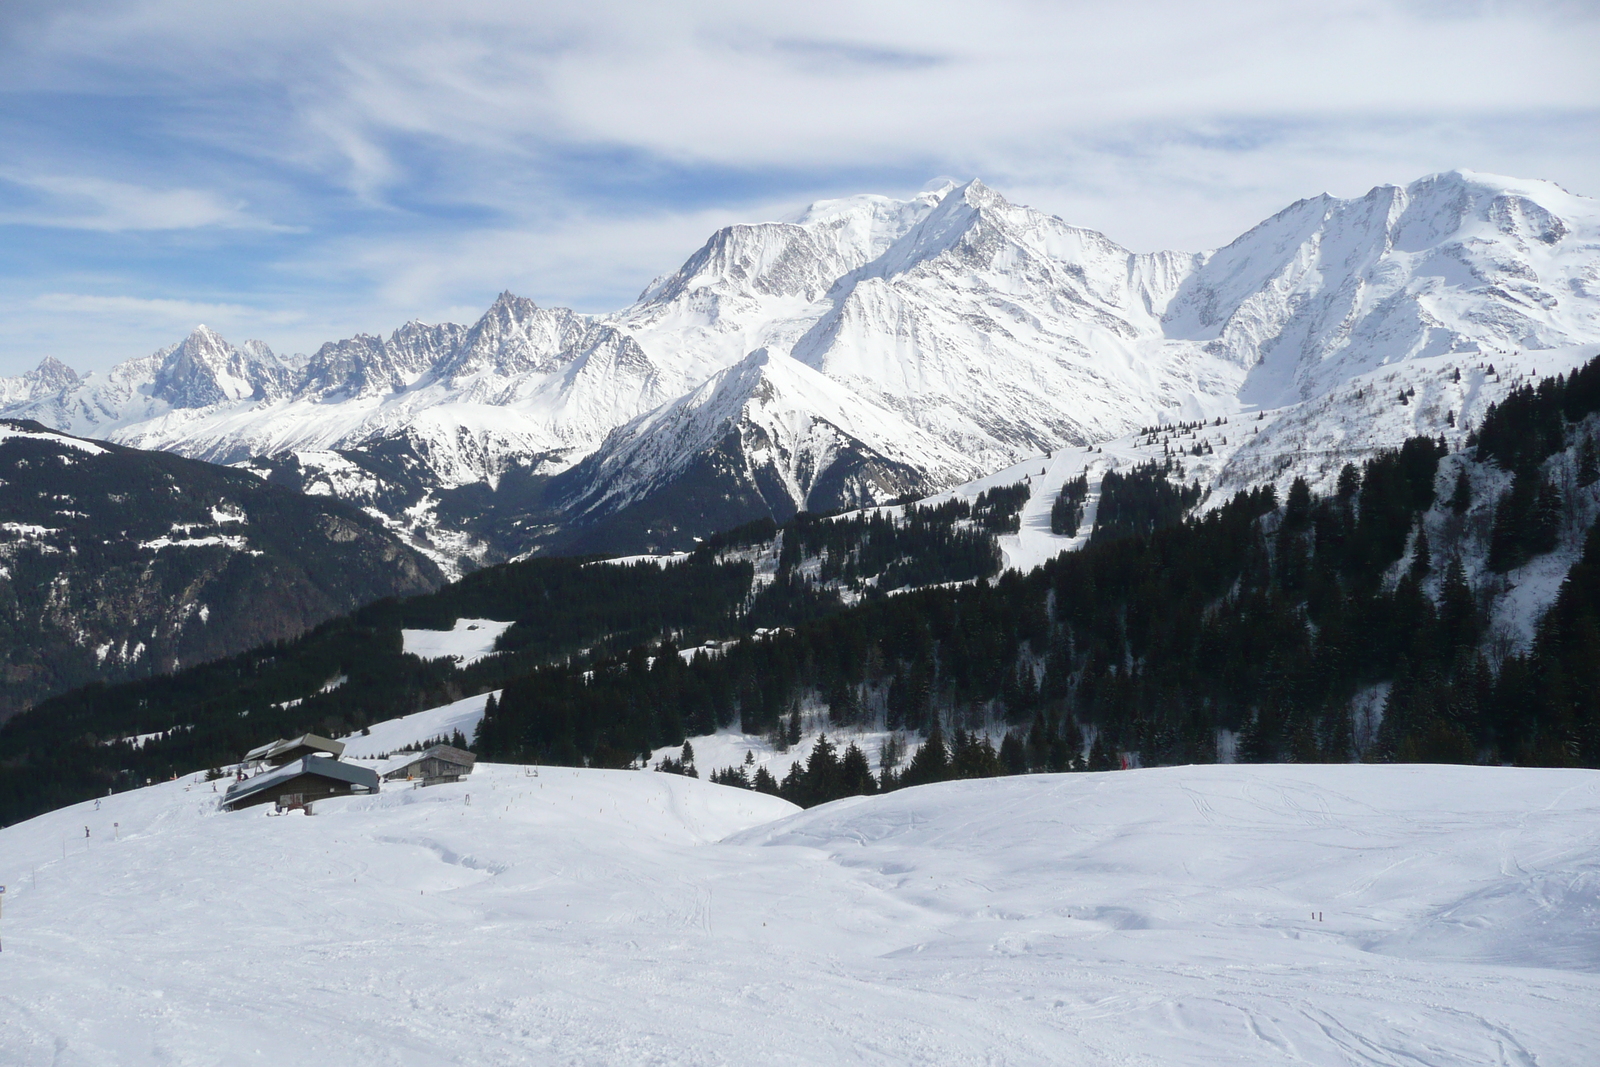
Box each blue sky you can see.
[1,0,1597,375]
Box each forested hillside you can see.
[0,420,442,720]
[481,357,1600,803]
[5,354,1600,824]
[0,496,1020,824]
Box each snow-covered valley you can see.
[2,759,1595,1065]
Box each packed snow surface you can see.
[399,617,513,666]
[2,763,1596,1065]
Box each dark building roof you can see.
[222,756,378,810]
[242,733,346,766]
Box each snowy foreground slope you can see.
[2,763,1596,1065]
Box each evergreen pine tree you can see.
[951,730,1001,778]
[1437,557,1477,651]
[877,733,904,775]
[1284,477,1313,528]
[999,731,1028,774]
[1410,524,1432,579]
[1060,717,1086,772]
[772,762,799,802]
[838,742,877,797]
[1448,468,1472,514]
[1087,729,1118,771]
[803,734,840,804]
[1336,463,1362,501]
[1580,436,1600,488]
[899,725,950,787]
[1489,470,1547,572]
[1532,480,1564,556]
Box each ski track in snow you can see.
[2,762,1596,1065]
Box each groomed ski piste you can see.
[2,713,1596,1065]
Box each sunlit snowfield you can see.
[2,762,1596,1065]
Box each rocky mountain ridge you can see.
[3,170,1597,570]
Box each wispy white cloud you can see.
[0,0,1595,373]
[29,293,305,324]
[0,171,287,232]
[12,1,1596,187]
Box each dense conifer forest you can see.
[6,355,1600,823]
[0,553,757,823]
[1088,459,1202,544]
[1050,473,1088,536]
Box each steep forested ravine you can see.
[0,420,442,720]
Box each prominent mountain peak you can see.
[553,347,982,546]
[630,190,944,319]
[1163,168,1600,410]
[435,293,587,382]
[485,290,539,317]
[148,325,293,409]
[26,356,79,389]
[0,356,82,407]
[177,323,228,355]
[955,177,1000,206]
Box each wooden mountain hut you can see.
[222,756,379,811]
[382,744,476,786]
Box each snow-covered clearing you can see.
[399,617,513,666]
[2,762,1596,1065]
[590,552,692,568]
[337,691,497,759]
[0,424,107,455]
[650,724,912,784]
[332,687,492,764]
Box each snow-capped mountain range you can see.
[4,170,1598,570]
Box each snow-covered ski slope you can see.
[3,762,1596,1065]
[892,342,1600,574]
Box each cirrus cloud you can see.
[0,0,1596,374]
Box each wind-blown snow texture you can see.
[4,171,1599,568]
[1,760,1595,1065]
